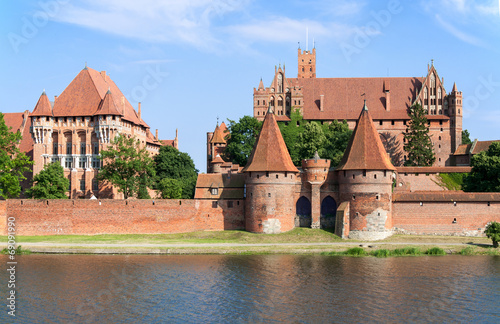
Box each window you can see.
[80,179,85,191]
[211,188,218,195]
[79,158,87,169]
[66,143,72,154]
[268,193,271,197]
[92,158,101,169]
[68,179,71,191]
[80,143,86,154]
[65,158,73,169]
[53,143,58,154]
[228,201,233,208]
[391,120,395,125]
[379,120,383,126]
[92,179,99,191]
[266,171,269,177]
[212,201,218,208]
[363,170,366,177]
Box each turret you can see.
[448,82,463,153]
[301,151,330,228]
[298,47,316,78]
[242,108,299,234]
[337,101,396,240]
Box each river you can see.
[1,254,499,323]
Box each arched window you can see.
[277,73,283,93]
[296,196,312,228]
[270,96,275,107]
[278,96,283,107]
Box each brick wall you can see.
[0,201,6,235]
[2,199,245,236]
[393,198,500,235]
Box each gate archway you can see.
[296,196,311,227]
[321,196,337,229]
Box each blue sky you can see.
[1,0,499,172]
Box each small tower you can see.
[448,82,463,153]
[206,122,227,173]
[301,151,330,228]
[298,47,316,78]
[242,108,299,234]
[31,90,54,175]
[337,101,397,240]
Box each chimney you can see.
[155,129,158,140]
[384,80,391,111]
[54,95,58,101]
[121,96,125,115]
[138,102,141,120]
[320,95,324,111]
[101,71,107,81]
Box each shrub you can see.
[485,222,500,248]
[392,247,421,256]
[459,246,475,255]
[425,247,446,255]
[344,247,366,256]
[371,249,391,257]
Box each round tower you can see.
[242,109,299,234]
[337,101,397,240]
[301,151,330,228]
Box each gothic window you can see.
[286,97,290,107]
[92,179,99,191]
[424,87,428,99]
[438,88,442,99]
[278,96,283,107]
[80,143,86,155]
[278,73,283,93]
[80,179,85,191]
[270,96,275,107]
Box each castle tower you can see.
[448,82,463,153]
[242,108,299,234]
[337,101,396,240]
[206,122,227,173]
[31,90,54,175]
[301,151,330,228]
[298,47,316,78]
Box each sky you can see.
[1,0,499,172]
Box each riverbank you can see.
[1,229,498,255]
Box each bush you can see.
[485,222,500,248]
[344,247,366,256]
[371,249,391,257]
[392,247,422,256]
[425,247,446,255]
[459,246,475,255]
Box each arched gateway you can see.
[296,196,312,227]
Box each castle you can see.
[4,66,178,199]
[252,48,463,167]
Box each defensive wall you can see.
[0,199,245,236]
[392,192,500,236]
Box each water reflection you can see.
[0,255,498,323]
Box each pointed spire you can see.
[337,102,396,171]
[94,88,122,116]
[84,62,88,70]
[242,107,299,173]
[452,82,457,92]
[31,90,53,116]
[258,78,264,90]
[210,123,226,144]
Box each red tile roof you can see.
[453,144,471,156]
[242,110,299,173]
[337,103,396,171]
[50,67,146,127]
[288,77,422,120]
[94,90,122,116]
[3,112,25,133]
[31,91,53,116]
[471,140,500,154]
[3,111,33,155]
[160,139,175,147]
[211,154,225,164]
[210,124,226,144]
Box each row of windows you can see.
[68,179,99,192]
[248,172,293,179]
[53,143,99,155]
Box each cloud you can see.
[434,14,485,47]
[52,0,249,51]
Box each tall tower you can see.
[448,82,463,153]
[298,47,316,78]
[337,101,397,240]
[242,108,299,234]
[31,91,54,176]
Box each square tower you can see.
[298,48,316,78]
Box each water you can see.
[1,254,499,323]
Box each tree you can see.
[295,122,326,164]
[0,113,32,199]
[403,103,435,166]
[154,145,198,199]
[98,135,156,199]
[485,222,500,248]
[26,162,69,199]
[278,108,306,164]
[157,178,183,199]
[463,142,500,192]
[462,129,472,145]
[322,120,353,167]
[223,116,262,167]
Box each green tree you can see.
[26,162,69,199]
[278,108,306,164]
[157,178,183,199]
[0,113,32,198]
[295,122,326,164]
[403,103,435,166]
[485,222,500,248]
[98,135,156,199]
[222,116,262,167]
[154,145,198,199]
[463,142,500,192]
[462,129,472,145]
[322,120,353,167]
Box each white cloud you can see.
[53,0,249,51]
[435,14,485,47]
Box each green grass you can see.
[392,247,422,256]
[0,228,342,245]
[1,245,31,255]
[459,246,476,255]
[425,247,446,255]
[371,249,391,257]
[344,247,367,256]
[436,173,466,191]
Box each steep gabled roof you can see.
[287,77,422,120]
[337,102,396,171]
[242,110,299,173]
[94,90,122,116]
[31,91,53,117]
[210,124,226,144]
[211,154,225,164]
